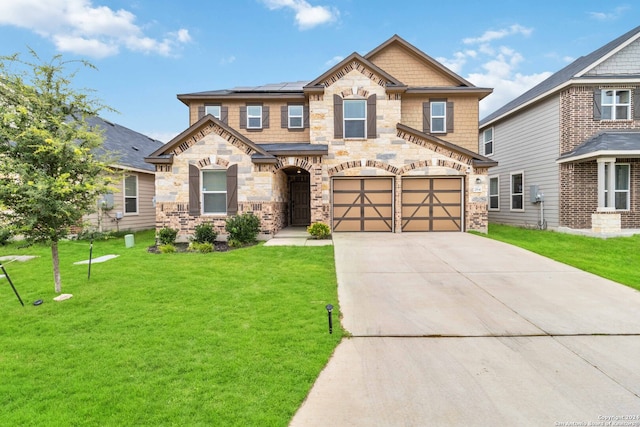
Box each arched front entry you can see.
[282,166,311,226]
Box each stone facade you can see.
[147,35,493,240]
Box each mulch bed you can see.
[147,241,231,254]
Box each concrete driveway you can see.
[290,232,640,426]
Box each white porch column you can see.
[597,157,616,211]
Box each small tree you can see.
[0,50,113,293]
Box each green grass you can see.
[479,224,640,291]
[0,230,342,426]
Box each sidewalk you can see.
[264,227,333,246]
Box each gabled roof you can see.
[396,123,498,168]
[557,131,640,163]
[365,34,476,88]
[145,114,273,165]
[303,52,406,93]
[88,116,164,173]
[481,25,640,127]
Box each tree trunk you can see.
[52,241,62,293]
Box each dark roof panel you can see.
[88,116,164,172]
[558,131,640,162]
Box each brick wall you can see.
[155,201,287,241]
[560,85,640,154]
[560,85,640,230]
[560,159,640,229]
[559,162,597,228]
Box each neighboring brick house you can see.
[145,35,495,240]
[479,26,640,235]
[82,116,164,233]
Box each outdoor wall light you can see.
[326,304,334,334]
[475,177,482,184]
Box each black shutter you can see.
[221,106,228,124]
[262,106,269,129]
[334,94,343,138]
[446,101,454,133]
[281,106,288,128]
[197,106,205,120]
[189,164,200,216]
[423,102,430,133]
[634,89,640,120]
[303,105,310,128]
[593,89,602,120]
[367,94,376,138]
[226,164,238,215]
[239,106,247,129]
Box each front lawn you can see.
[0,230,342,426]
[481,224,640,291]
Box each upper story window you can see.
[483,128,494,156]
[202,170,227,215]
[288,105,303,128]
[205,105,221,119]
[510,172,524,211]
[430,101,446,133]
[343,99,366,138]
[124,175,138,214]
[247,105,262,129]
[602,90,630,120]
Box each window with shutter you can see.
[205,105,221,119]
[288,105,303,128]
[247,105,262,129]
[344,99,366,138]
[601,89,630,120]
[430,101,446,133]
[202,170,227,214]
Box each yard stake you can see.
[87,238,93,280]
[1,262,24,307]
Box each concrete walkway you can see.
[290,232,640,426]
[264,227,333,246]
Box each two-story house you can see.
[479,26,640,235]
[145,35,496,240]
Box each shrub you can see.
[307,222,331,239]
[225,213,261,245]
[158,244,176,254]
[158,227,178,246]
[0,228,12,246]
[193,223,217,244]
[189,242,214,253]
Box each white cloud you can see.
[463,24,532,45]
[324,55,344,67]
[588,6,631,21]
[440,24,553,118]
[261,0,338,30]
[220,55,236,65]
[0,0,190,58]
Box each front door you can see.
[291,180,311,226]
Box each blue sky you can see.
[1,0,639,142]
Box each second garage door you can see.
[332,178,393,232]
[401,178,463,231]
